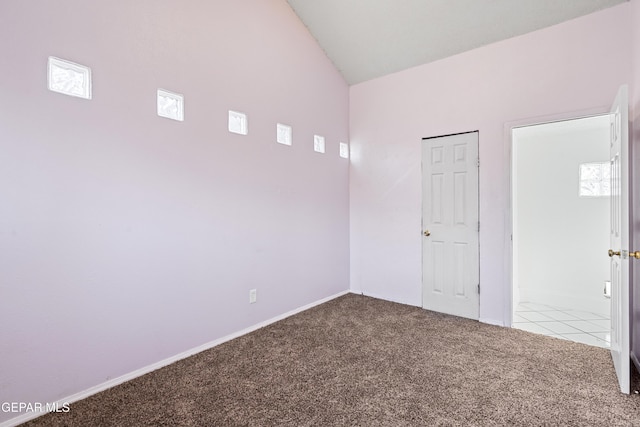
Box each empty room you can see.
[1,0,640,425]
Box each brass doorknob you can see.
[423,230,431,237]
[608,249,640,258]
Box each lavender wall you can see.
[350,4,632,324]
[0,1,349,422]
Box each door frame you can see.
[503,106,611,327]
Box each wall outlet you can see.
[249,289,257,304]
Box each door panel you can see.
[422,132,479,320]
[432,174,444,223]
[453,243,467,296]
[609,85,630,394]
[454,172,467,224]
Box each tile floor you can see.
[513,302,610,348]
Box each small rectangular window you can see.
[339,142,349,159]
[157,89,184,121]
[48,56,92,99]
[579,162,610,197]
[314,135,325,153]
[277,123,292,146]
[229,111,248,135]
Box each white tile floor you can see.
[513,302,610,348]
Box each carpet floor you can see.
[25,294,640,426]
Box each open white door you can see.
[422,132,479,320]
[608,84,630,394]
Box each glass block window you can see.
[48,57,92,99]
[339,142,349,159]
[314,135,325,153]
[579,162,610,197]
[228,111,248,135]
[157,89,184,121]
[276,123,292,146]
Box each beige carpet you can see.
[25,294,640,426]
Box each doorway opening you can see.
[511,115,611,348]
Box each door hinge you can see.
[477,221,480,232]
[477,284,480,294]
[476,158,480,167]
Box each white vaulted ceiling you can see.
[287,0,627,85]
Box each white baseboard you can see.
[479,318,505,327]
[354,290,505,326]
[355,290,421,307]
[0,290,349,427]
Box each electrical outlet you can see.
[249,289,257,304]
